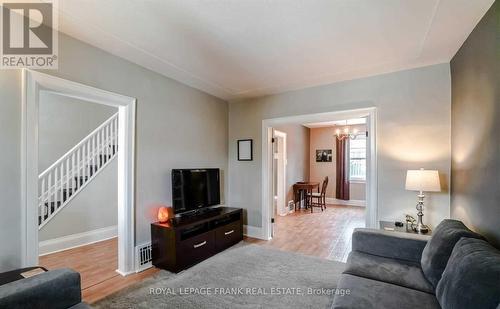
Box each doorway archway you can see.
[20,70,137,275]
[261,107,377,240]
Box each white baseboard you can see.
[115,269,136,276]
[327,198,366,207]
[39,225,118,256]
[243,225,266,240]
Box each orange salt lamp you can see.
[157,206,171,223]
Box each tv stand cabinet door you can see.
[215,221,243,251]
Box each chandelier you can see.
[335,127,359,141]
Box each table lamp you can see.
[405,168,441,233]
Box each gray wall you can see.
[274,124,310,204]
[0,70,22,270]
[450,1,500,247]
[0,33,228,271]
[228,64,451,229]
[38,91,117,172]
[39,159,118,241]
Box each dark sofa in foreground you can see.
[332,219,500,309]
[0,268,90,309]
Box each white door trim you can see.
[273,130,287,217]
[261,107,377,240]
[21,69,137,276]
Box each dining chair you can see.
[307,176,328,212]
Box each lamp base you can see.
[413,223,429,234]
[413,192,429,234]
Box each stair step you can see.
[75,176,89,187]
[40,201,62,221]
[87,165,97,177]
[61,188,74,201]
[74,157,113,188]
[98,154,114,165]
[44,201,62,209]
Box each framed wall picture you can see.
[316,149,333,162]
[237,139,253,161]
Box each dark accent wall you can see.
[450,1,500,247]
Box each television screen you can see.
[172,169,220,214]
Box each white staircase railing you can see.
[38,112,119,229]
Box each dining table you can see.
[293,181,320,211]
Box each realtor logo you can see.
[1,0,58,69]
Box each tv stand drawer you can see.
[215,221,242,251]
[178,230,215,268]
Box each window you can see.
[349,134,366,181]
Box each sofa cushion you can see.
[0,268,82,309]
[331,274,440,309]
[344,251,434,294]
[436,238,500,309]
[421,219,484,287]
[352,228,429,263]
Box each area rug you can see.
[93,243,346,309]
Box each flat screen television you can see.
[171,168,220,214]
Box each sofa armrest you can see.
[352,228,429,263]
[0,268,82,309]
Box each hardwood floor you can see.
[245,204,365,262]
[39,238,159,304]
[39,204,363,304]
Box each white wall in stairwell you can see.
[39,159,118,242]
[38,91,117,172]
[36,91,119,248]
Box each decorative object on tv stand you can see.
[405,168,441,234]
[316,149,333,162]
[157,206,173,223]
[237,139,253,161]
[335,126,359,140]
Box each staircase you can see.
[38,112,119,228]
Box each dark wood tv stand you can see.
[151,207,243,272]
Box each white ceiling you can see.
[50,0,493,100]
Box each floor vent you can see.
[135,242,152,272]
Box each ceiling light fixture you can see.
[335,127,359,140]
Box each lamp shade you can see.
[405,169,441,192]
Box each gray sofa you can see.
[332,219,500,309]
[0,268,90,309]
